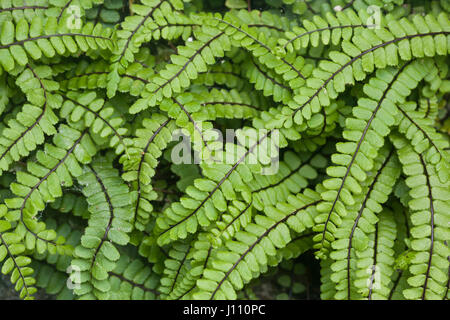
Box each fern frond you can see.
[0,204,37,299]
[205,145,327,246]
[0,0,50,23]
[194,87,265,120]
[70,158,133,299]
[130,24,232,112]
[0,65,59,175]
[157,240,192,299]
[320,258,336,300]
[329,148,401,299]
[112,0,185,68]
[53,0,103,23]
[5,125,93,254]
[251,147,328,210]
[214,12,310,90]
[59,90,130,155]
[353,209,398,299]
[280,9,372,53]
[394,137,450,300]
[242,58,292,104]
[193,60,247,89]
[192,190,320,300]
[33,260,74,299]
[397,102,450,183]
[108,252,159,300]
[166,232,212,300]
[261,12,450,130]
[120,113,175,231]
[0,17,113,73]
[314,61,427,258]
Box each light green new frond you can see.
[70,158,133,300]
[397,102,450,183]
[120,114,175,231]
[329,148,401,300]
[394,138,450,300]
[158,240,192,299]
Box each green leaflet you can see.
[158,240,192,299]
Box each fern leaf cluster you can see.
[0,0,448,301]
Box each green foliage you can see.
[0,0,448,301]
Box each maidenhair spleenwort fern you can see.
[0,0,449,300]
